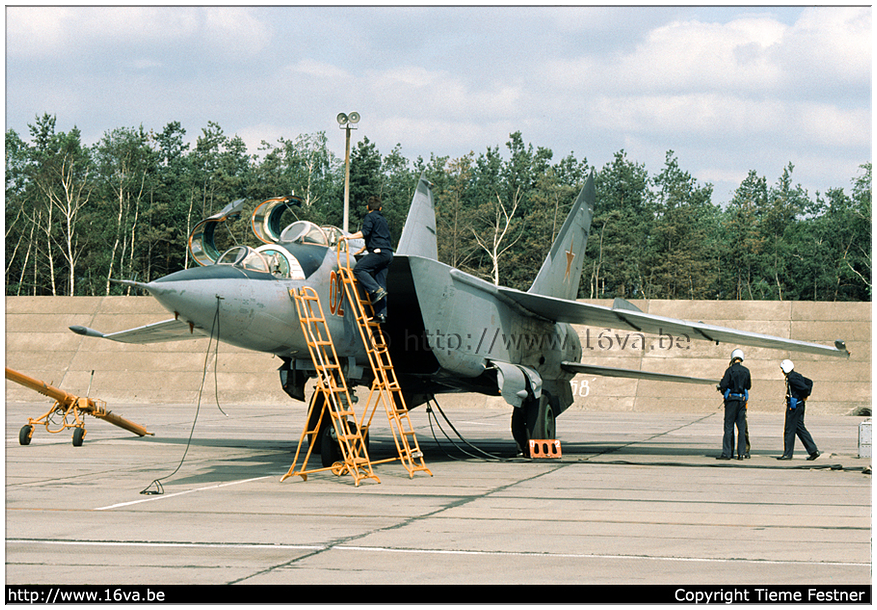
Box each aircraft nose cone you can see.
[144,265,252,329]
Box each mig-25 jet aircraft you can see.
[71,171,849,461]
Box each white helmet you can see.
[780,359,794,374]
[731,348,744,362]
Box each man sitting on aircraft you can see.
[345,196,392,323]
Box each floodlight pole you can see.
[337,111,359,233]
[343,124,352,232]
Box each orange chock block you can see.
[529,439,562,458]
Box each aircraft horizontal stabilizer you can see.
[497,288,850,359]
[70,318,201,344]
[562,361,718,385]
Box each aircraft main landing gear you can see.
[318,418,370,468]
[511,393,557,457]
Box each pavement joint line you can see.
[589,411,720,459]
[7,539,326,552]
[334,545,870,566]
[93,476,273,511]
[230,465,567,583]
[6,539,868,568]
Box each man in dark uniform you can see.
[717,348,751,460]
[345,196,392,323]
[777,359,820,461]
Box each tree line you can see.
[5,114,871,301]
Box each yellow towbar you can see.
[6,367,152,446]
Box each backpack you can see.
[801,375,813,399]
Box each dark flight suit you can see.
[353,209,393,318]
[780,371,818,459]
[719,361,751,459]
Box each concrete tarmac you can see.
[5,400,871,592]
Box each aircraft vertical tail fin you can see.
[528,169,595,301]
[396,173,438,260]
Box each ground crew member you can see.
[717,348,751,460]
[345,196,392,323]
[777,359,820,461]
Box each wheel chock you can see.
[529,439,562,458]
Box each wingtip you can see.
[69,325,104,338]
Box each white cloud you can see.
[7,7,270,60]
[373,116,516,158]
[202,7,273,58]
[286,59,353,82]
[585,93,788,140]
[10,7,197,54]
[365,67,523,122]
[540,8,869,101]
[796,104,871,148]
[785,7,871,78]
[6,6,77,57]
[602,16,787,95]
[4,6,869,203]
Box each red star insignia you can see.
[564,238,575,280]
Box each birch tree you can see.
[472,187,524,285]
[94,126,154,294]
[28,116,93,295]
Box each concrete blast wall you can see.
[5,297,871,416]
[567,300,870,416]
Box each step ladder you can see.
[335,246,433,479]
[281,285,380,486]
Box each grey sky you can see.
[5,6,871,203]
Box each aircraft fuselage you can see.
[140,243,582,417]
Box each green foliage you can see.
[5,115,871,301]
[647,151,718,299]
[586,150,653,298]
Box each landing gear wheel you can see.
[319,419,369,468]
[532,394,557,440]
[305,394,327,450]
[511,393,557,457]
[19,425,33,446]
[511,408,528,456]
[320,425,341,468]
[72,427,86,447]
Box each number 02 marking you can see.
[329,271,344,316]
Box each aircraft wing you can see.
[562,362,718,385]
[70,318,203,344]
[497,288,850,359]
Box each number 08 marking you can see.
[571,379,590,397]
